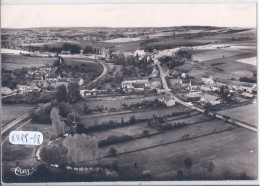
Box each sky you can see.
[1,3,257,28]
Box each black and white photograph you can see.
[0,2,258,184]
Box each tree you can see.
[67,112,80,133]
[67,82,81,103]
[109,146,117,156]
[200,161,208,177]
[129,115,136,124]
[177,169,184,180]
[207,161,215,177]
[83,102,90,114]
[50,107,65,138]
[55,85,68,102]
[184,157,193,176]
[143,129,150,136]
[58,102,71,117]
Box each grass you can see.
[63,57,103,73]
[80,104,190,127]
[200,52,256,74]
[218,103,257,127]
[236,57,257,66]
[102,37,143,43]
[188,47,255,62]
[2,104,36,126]
[91,121,158,141]
[2,122,54,178]
[84,95,159,110]
[1,54,56,70]
[99,119,257,180]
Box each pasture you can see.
[2,104,36,126]
[188,46,255,62]
[84,95,159,109]
[63,57,103,73]
[91,121,158,141]
[102,37,143,43]
[80,104,190,127]
[1,54,55,70]
[236,56,257,66]
[2,122,54,180]
[99,118,257,180]
[218,103,257,127]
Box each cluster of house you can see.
[121,79,150,91]
[180,76,257,106]
[16,67,71,93]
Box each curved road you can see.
[2,56,107,144]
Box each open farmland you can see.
[84,95,159,109]
[2,122,54,180]
[91,121,159,141]
[1,104,36,126]
[81,104,190,127]
[198,52,257,77]
[63,57,103,73]
[188,45,256,62]
[102,37,143,43]
[1,54,56,70]
[236,56,257,66]
[99,119,257,180]
[218,103,257,127]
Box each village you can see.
[1,25,257,182]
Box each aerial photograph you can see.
[1,3,257,184]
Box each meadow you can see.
[2,54,56,70]
[218,103,257,127]
[80,104,189,127]
[2,104,36,126]
[98,119,257,180]
[63,57,103,73]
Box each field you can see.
[85,95,159,109]
[97,119,257,180]
[218,103,257,127]
[1,104,36,126]
[2,123,53,181]
[81,104,189,127]
[102,37,143,43]
[237,57,257,66]
[188,45,256,62]
[63,57,103,73]
[2,54,56,70]
[91,121,158,141]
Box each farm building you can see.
[17,85,29,93]
[1,87,13,95]
[122,79,150,91]
[183,92,202,102]
[241,92,254,98]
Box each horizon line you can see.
[1,25,256,29]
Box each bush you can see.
[99,135,133,147]
[40,145,68,166]
[31,106,52,124]
[58,102,71,117]
[129,116,136,124]
[177,170,184,180]
[109,146,117,156]
[143,129,150,136]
